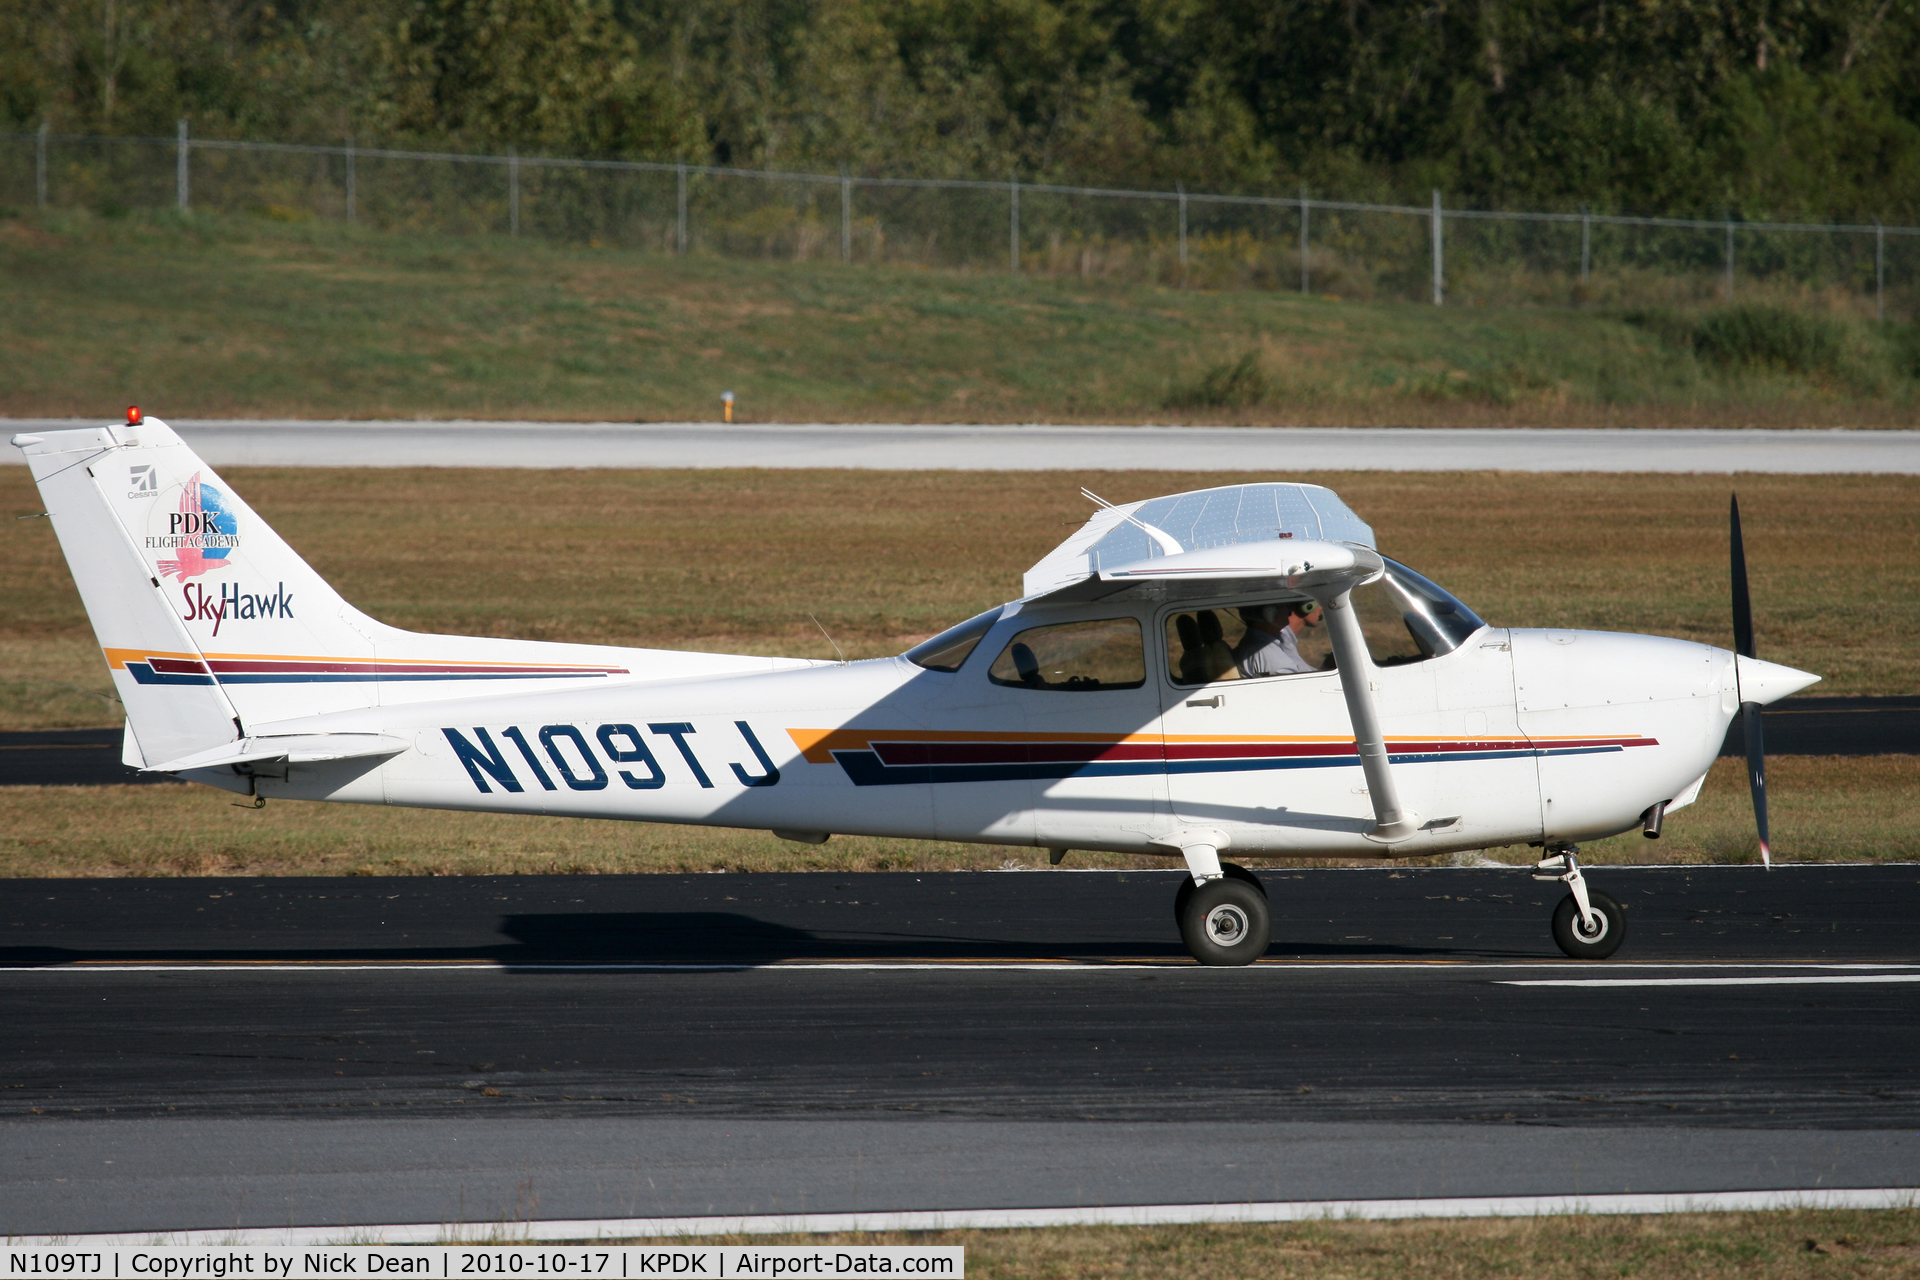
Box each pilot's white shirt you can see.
[1238,625,1313,677]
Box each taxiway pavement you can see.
[4,868,1917,1235]
[7,421,1920,473]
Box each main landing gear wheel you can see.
[1173,861,1267,926]
[1552,890,1626,960]
[1177,875,1271,967]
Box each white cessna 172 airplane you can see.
[14,413,1818,965]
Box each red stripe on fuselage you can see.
[198,659,627,677]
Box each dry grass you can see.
[2,467,1915,731]
[1,757,1907,878]
[1576,756,1920,865]
[598,1211,1920,1278]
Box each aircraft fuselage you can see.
[234,602,1737,861]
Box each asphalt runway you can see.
[8,420,1920,473]
[4,868,1918,1235]
[4,697,1911,787]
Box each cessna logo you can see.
[128,464,158,498]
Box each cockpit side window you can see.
[1166,603,1333,686]
[1165,562,1483,678]
[988,617,1145,691]
[905,606,1005,672]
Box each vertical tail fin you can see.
[17,416,784,771]
[14,417,377,764]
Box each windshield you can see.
[1379,558,1485,657]
[904,606,1005,672]
[1374,560,1489,660]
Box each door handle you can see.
[1185,696,1223,709]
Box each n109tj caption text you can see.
[4,1249,961,1280]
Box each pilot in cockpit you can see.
[1235,601,1325,677]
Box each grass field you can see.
[2,756,1909,876]
[3,466,1915,732]
[604,1213,1920,1278]
[2,209,1916,427]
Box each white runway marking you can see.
[7,421,1918,473]
[6,960,1917,974]
[21,1188,1920,1246]
[1503,974,1920,988]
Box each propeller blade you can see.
[1730,494,1755,660]
[1742,702,1771,868]
[1730,493,1769,867]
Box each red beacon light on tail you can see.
[127,406,143,426]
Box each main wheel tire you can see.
[1178,877,1272,966]
[1173,876,1196,926]
[1551,889,1626,960]
[1220,861,1267,898]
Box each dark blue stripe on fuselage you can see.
[833,751,1169,786]
[834,744,1623,786]
[124,662,217,686]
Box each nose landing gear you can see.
[1535,844,1626,959]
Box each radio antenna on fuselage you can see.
[808,613,848,665]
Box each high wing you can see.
[1027,539,1384,607]
[1022,480,1376,598]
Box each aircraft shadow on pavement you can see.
[0,910,1513,968]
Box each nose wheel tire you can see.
[1551,889,1626,960]
[1177,876,1271,966]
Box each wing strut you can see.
[1319,588,1418,843]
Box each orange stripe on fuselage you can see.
[103,647,200,670]
[104,647,625,672]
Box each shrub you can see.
[1692,304,1847,376]
[1883,321,1920,379]
[1166,352,1268,409]
[1620,307,1696,351]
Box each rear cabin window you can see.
[988,618,1146,691]
[905,606,1005,672]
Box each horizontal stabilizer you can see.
[145,733,410,774]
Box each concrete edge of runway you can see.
[6,420,1919,474]
[8,419,1920,435]
[20,1189,1920,1246]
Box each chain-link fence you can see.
[6,125,1915,318]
